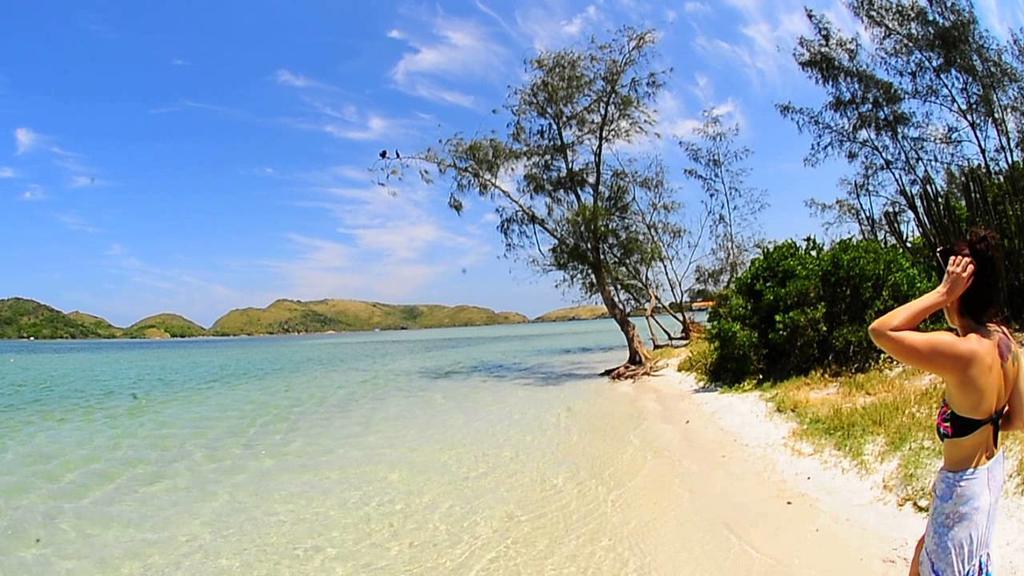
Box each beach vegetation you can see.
[780,0,1024,324]
[697,238,933,386]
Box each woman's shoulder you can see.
[957,331,1008,362]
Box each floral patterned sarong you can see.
[920,451,1004,575]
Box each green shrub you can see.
[701,238,933,386]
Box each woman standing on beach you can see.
[869,229,1024,576]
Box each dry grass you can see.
[765,367,1024,508]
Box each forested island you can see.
[0,297,550,340]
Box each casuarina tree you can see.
[379,27,677,378]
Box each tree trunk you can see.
[595,272,651,378]
[644,291,662,349]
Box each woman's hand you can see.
[938,255,975,303]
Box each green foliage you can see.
[65,311,124,338]
[677,337,714,377]
[701,238,933,386]
[533,305,610,322]
[781,0,1024,324]
[209,299,529,336]
[125,314,207,339]
[0,298,105,339]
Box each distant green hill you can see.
[210,299,529,336]
[0,297,530,340]
[533,305,611,323]
[0,298,106,339]
[66,311,124,338]
[125,313,207,339]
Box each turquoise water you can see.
[0,320,677,575]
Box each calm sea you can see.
[0,319,692,575]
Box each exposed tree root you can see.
[601,361,660,380]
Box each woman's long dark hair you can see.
[948,228,1006,325]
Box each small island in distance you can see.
[0,297,625,340]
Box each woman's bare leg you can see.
[908,534,925,576]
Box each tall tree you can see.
[380,28,672,378]
[779,0,1024,322]
[681,110,766,291]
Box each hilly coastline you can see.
[0,297,535,340]
[209,299,529,336]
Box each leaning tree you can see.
[379,28,679,378]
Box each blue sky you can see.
[2,1,1021,326]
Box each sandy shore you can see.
[622,366,1023,575]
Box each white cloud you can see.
[69,175,106,188]
[171,58,190,66]
[516,4,604,52]
[57,213,99,233]
[274,68,331,89]
[326,115,391,140]
[20,184,46,201]
[275,177,490,302]
[389,16,507,107]
[684,1,710,14]
[14,127,40,155]
[0,166,14,178]
[294,113,405,143]
[693,0,810,87]
[560,4,600,37]
[101,248,263,326]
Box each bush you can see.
[701,238,933,386]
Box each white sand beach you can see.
[621,366,1023,575]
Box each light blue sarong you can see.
[920,450,1004,576]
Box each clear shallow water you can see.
[0,320,683,575]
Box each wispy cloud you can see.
[389,15,508,107]
[273,65,407,142]
[274,68,333,90]
[320,115,401,141]
[684,1,711,14]
[516,3,604,52]
[101,246,265,326]
[69,174,108,188]
[12,127,106,192]
[0,166,14,178]
[690,0,810,88]
[974,0,1024,40]
[57,212,99,233]
[20,184,46,201]
[77,11,116,39]
[15,127,41,155]
[170,58,191,66]
[271,168,490,301]
[148,99,249,118]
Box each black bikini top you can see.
[935,326,1014,449]
[936,398,1007,448]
